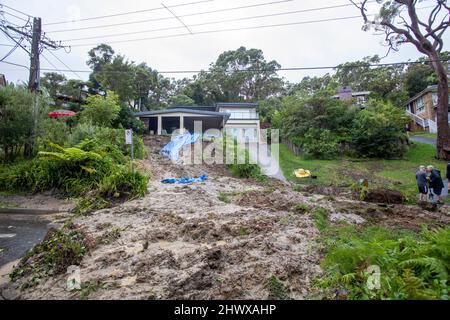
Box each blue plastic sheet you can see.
[160,132,201,161]
[161,175,208,184]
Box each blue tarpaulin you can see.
[160,132,201,161]
[161,175,208,184]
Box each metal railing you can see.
[406,110,427,128]
[228,112,259,119]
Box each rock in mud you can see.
[417,201,438,212]
[364,188,404,204]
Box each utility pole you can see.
[28,17,41,92]
[23,18,41,157]
[2,15,65,158]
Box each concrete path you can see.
[409,136,436,146]
[247,143,287,183]
[0,215,51,267]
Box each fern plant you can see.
[316,225,450,300]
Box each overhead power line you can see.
[62,3,436,47]
[60,2,372,42]
[2,59,445,75]
[40,52,61,71]
[45,48,83,79]
[0,59,29,69]
[68,15,367,47]
[1,10,30,22]
[43,0,215,25]
[45,0,294,33]
[0,4,33,18]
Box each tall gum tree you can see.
[351,0,450,159]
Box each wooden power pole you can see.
[28,17,41,92]
[4,17,63,157]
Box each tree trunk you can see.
[430,52,450,160]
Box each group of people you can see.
[415,164,450,203]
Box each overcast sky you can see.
[1,0,449,85]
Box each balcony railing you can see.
[228,112,259,119]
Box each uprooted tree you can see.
[351,0,450,159]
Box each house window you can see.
[432,92,438,106]
[415,97,425,114]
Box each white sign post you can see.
[125,129,134,170]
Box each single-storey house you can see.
[135,102,260,141]
[404,85,450,133]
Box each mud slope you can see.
[5,137,449,300]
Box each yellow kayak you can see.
[294,169,311,178]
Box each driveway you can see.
[0,215,51,267]
[247,143,287,182]
[409,136,436,146]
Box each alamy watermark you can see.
[66,265,81,291]
[167,121,280,176]
[366,265,381,290]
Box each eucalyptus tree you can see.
[351,0,450,159]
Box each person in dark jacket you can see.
[427,165,444,203]
[416,166,428,201]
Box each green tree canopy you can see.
[81,91,121,127]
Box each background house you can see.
[404,85,450,133]
[135,102,261,141]
[333,86,371,108]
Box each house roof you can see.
[135,108,231,119]
[403,85,438,107]
[168,105,216,112]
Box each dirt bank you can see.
[3,136,449,300]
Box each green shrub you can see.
[350,100,409,158]
[99,165,148,199]
[302,129,340,159]
[0,85,49,161]
[225,140,265,181]
[112,104,145,134]
[69,124,146,160]
[39,118,71,147]
[316,225,450,300]
[80,91,121,127]
[0,141,148,200]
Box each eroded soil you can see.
[2,136,449,300]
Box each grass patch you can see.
[238,227,250,236]
[218,192,231,204]
[312,208,329,232]
[294,203,311,214]
[266,275,289,300]
[279,142,446,203]
[101,227,121,244]
[78,280,116,299]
